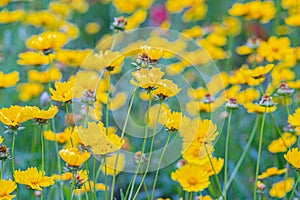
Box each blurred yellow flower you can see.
[26,31,68,54]
[77,122,124,155]
[52,172,73,181]
[288,108,300,127]
[0,179,17,200]
[49,1,71,18]
[113,0,152,13]
[17,52,53,66]
[130,67,165,90]
[268,132,296,153]
[44,128,72,144]
[14,167,54,191]
[74,181,106,196]
[101,153,125,175]
[50,77,75,103]
[269,178,294,198]
[23,11,60,29]
[125,9,147,30]
[0,0,10,7]
[56,49,91,67]
[59,147,90,167]
[182,26,203,38]
[108,92,128,111]
[85,22,100,35]
[28,67,62,83]
[152,79,181,99]
[0,71,19,88]
[244,102,277,113]
[17,83,44,102]
[0,9,24,24]
[247,64,274,80]
[258,167,287,179]
[171,163,210,192]
[0,136,3,144]
[284,148,300,169]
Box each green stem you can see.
[12,132,16,175]
[104,157,108,200]
[151,131,172,200]
[225,116,259,191]
[40,125,44,173]
[110,88,137,200]
[143,181,150,200]
[253,113,266,200]
[289,173,300,200]
[93,157,97,199]
[0,160,3,178]
[223,109,232,200]
[70,172,76,200]
[132,99,161,200]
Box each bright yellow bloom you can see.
[27,105,58,123]
[0,136,3,144]
[139,45,164,62]
[284,148,300,169]
[258,167,287,179]
[56,49,91,67]
[101,153,125,175]
[77,122,124,155]
[182,2,207,22]
[23,11,60,29]
[52,172,73,181]
[130,67,165,90]
[244,102,277,113]
[17,52,52,66]
[59,148,90,167]
[28,67,62,83]
[108,92,128,111]
[171,163,210,192]
[288,108,300,127]
[0,105,32,127]
[269,178,294,198]
[182,26,203,38]
[268,132,296,153]
[0,179,17,200]
[14,167,54,191]
[44,128,71,144]
[164,111,182,131]
[0,9,24,24]
[74,181,106,196]
[113,0,152,13]
[50,77,75,103]
[17,83,44,102]
[0,71,19,88]
[85,22,100,35]
[152,79,181,99]
[246,64,274,81]
[0,0,10,7]
[26,31,68,53]
[198,195,213,200]
[49,1,71,18]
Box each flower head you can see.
[0,71,19,89]
[59,148,90,168]
[258,167,287,179]
[152,79,181,99]
[269,178,294,198]
[28,67,62,84]
[0,179,17,200]
[130,67,165,90]
[0,105,32,128]
[14,167,54,191]
[284,148,300,170]
[27,105,58,124]
[50,77,75,103]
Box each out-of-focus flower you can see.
[130,67,165,90]
[59,148,90,168]
[0,0,10,7]
[164,111,182,131]
[85,22,100,35]
[244,94,277,113]
[14,167,54,191]
[56,49,91,68]
[0,179,17,200]
[50,77,75,103]
[17,52,53,66]
[258,167,287,179]
[125,9,147,30]
[113,0,153,13]
[0,9,24,24]
[74,181,106,196]
[288,108,300,128]
[101,153,125,175]
[171,163,210,192]
[17,83,44,102]
[44,128,72,144]
[28,67,62,83]
[269,178,294,198]
[284,148,300,169]
[49,1,71,18]
[23,11,60,29]
[0,71,19,89]
[268,132,297,153]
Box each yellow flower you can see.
[17,52,52,66]
[50,77,75,103]
[130,67,165,90]
[0,105,32,128]
[246,64,274,81]
[101,153,125,175]
[17,83,44,102]
[182,26,203,38]
[49,1,71,18]
[0,9,24,24]
[59,148,90,167]
[55,49,91,67]
[43,128,71,144]
[258,167,287,179]
[77,122,124,155]
[288,108,300,127]
[26,31,68,54]
[171,163,210,192]
[74,181,106,196]
[27,105,58,123]
[113,0,152,13]
[148,103,170,128]
[28,67,62,83]
[0,179,17,200]
[14,167,54,191]
[85,22,100,35]
[108,92,128,111]
[244,102,277,113]
[268,132,296,153]
[23,11,60,29]
[139,45,164,62]
[182,142,213,165]
[0,0,10,7]
[236,45,253,55]
[52,172,73,181]
[164,111,182,131]
[284,148,300,169]
[152,79,181,99]
[198,195,212,200]
[269,178,294,198]
[0,136,3,144]
[0,71,19,88]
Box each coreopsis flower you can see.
[130,67,165,90]
[108,92,128,111]
[17,83,44,102]
[125,10,147,30]
[101,153,125,175]
[48,1,71,18]
[139,45,164,64]
[236,88,260,105]
[0,9,24,24]
[50,77,75,103]
[0,179,17,200]
[288,108,300,131]
[43,128,72,144]
[76,122,124,156]
[74,181,106,196]
[284,148,300,170]
[14,167,54,191]
[268,132,296,153]
[23,11,60,30]
[0,105,32,131]
[244,94,277,113]
[52,172,73,181]
[26,31,68,55]
[202,156,224,176]
[27,105,58,124]
[182,142,212,165]
[171,163,210,192]
[28,67,62,83]
[164,111,182,131]
[0,71,19,89]
[0,0,10,7]
[269,178,294,198]
[258,167,287,179]
[257,37,294,62]
[246,64,274,84]
[59,148,90,169]
[97,50,124,73]
[17,52,53,66]
[152,79,181,99]
[55,49,91,67]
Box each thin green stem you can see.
[124,169,137,199]
[143,181,150,200]
[253,113,266,200]
[189,192,193,200]
[0,160,3,178]
[40,125,44,172]
[93,157,97,199]
[104,157,108,200]
[110,87,137,200]
[151,131,172,200]
[289,173,300,200]
[70,172,76,200]
[132,99,161,200]
[223,109,232,200]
